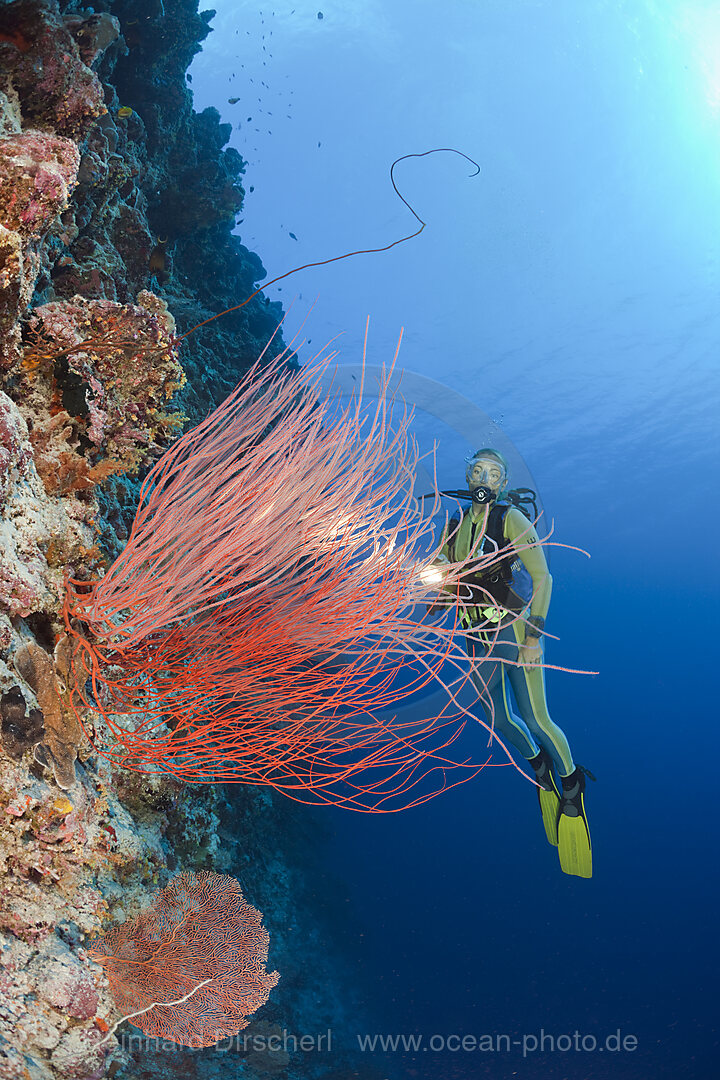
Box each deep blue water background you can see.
[190,2,720,1076]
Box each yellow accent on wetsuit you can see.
[441,503,574,777]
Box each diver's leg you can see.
[465,627,539,759]
[505,624,591,876]
[504,626,574,776]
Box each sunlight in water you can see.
[679,2,720,113]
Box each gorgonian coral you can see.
[88,871,278,1048]
[64,336,525,810]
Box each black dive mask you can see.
[469,484,495,505]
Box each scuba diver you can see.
[433,448,592,878]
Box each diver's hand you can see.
[518,638,543,666]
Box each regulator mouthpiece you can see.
[470,485,495,505]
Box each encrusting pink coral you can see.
[0,130,80,240]
[17,292,186,497]
[0,1,108,138]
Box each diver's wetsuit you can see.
[442,503,574,777]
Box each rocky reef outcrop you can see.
[0,3,382,1079]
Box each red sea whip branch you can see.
[63,337,527,810]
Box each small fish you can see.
[149,238,168,273]
[228,97,240,104]
[117,106,133,118]
[317,11,324,19]
[289,232,298,241]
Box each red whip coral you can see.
[64,338,524,810]
[88,871,279,1048]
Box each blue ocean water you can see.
[191,2,720,1077]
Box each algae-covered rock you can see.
[0,130,79,240]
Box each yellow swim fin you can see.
[557,767,592,878]
[528,748,561,847]
[538,785,561,847]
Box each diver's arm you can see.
[504,508,552,624]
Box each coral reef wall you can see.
[0,3,384,1078]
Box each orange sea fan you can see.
[88,871,279,1048]
[64,335,523,810]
